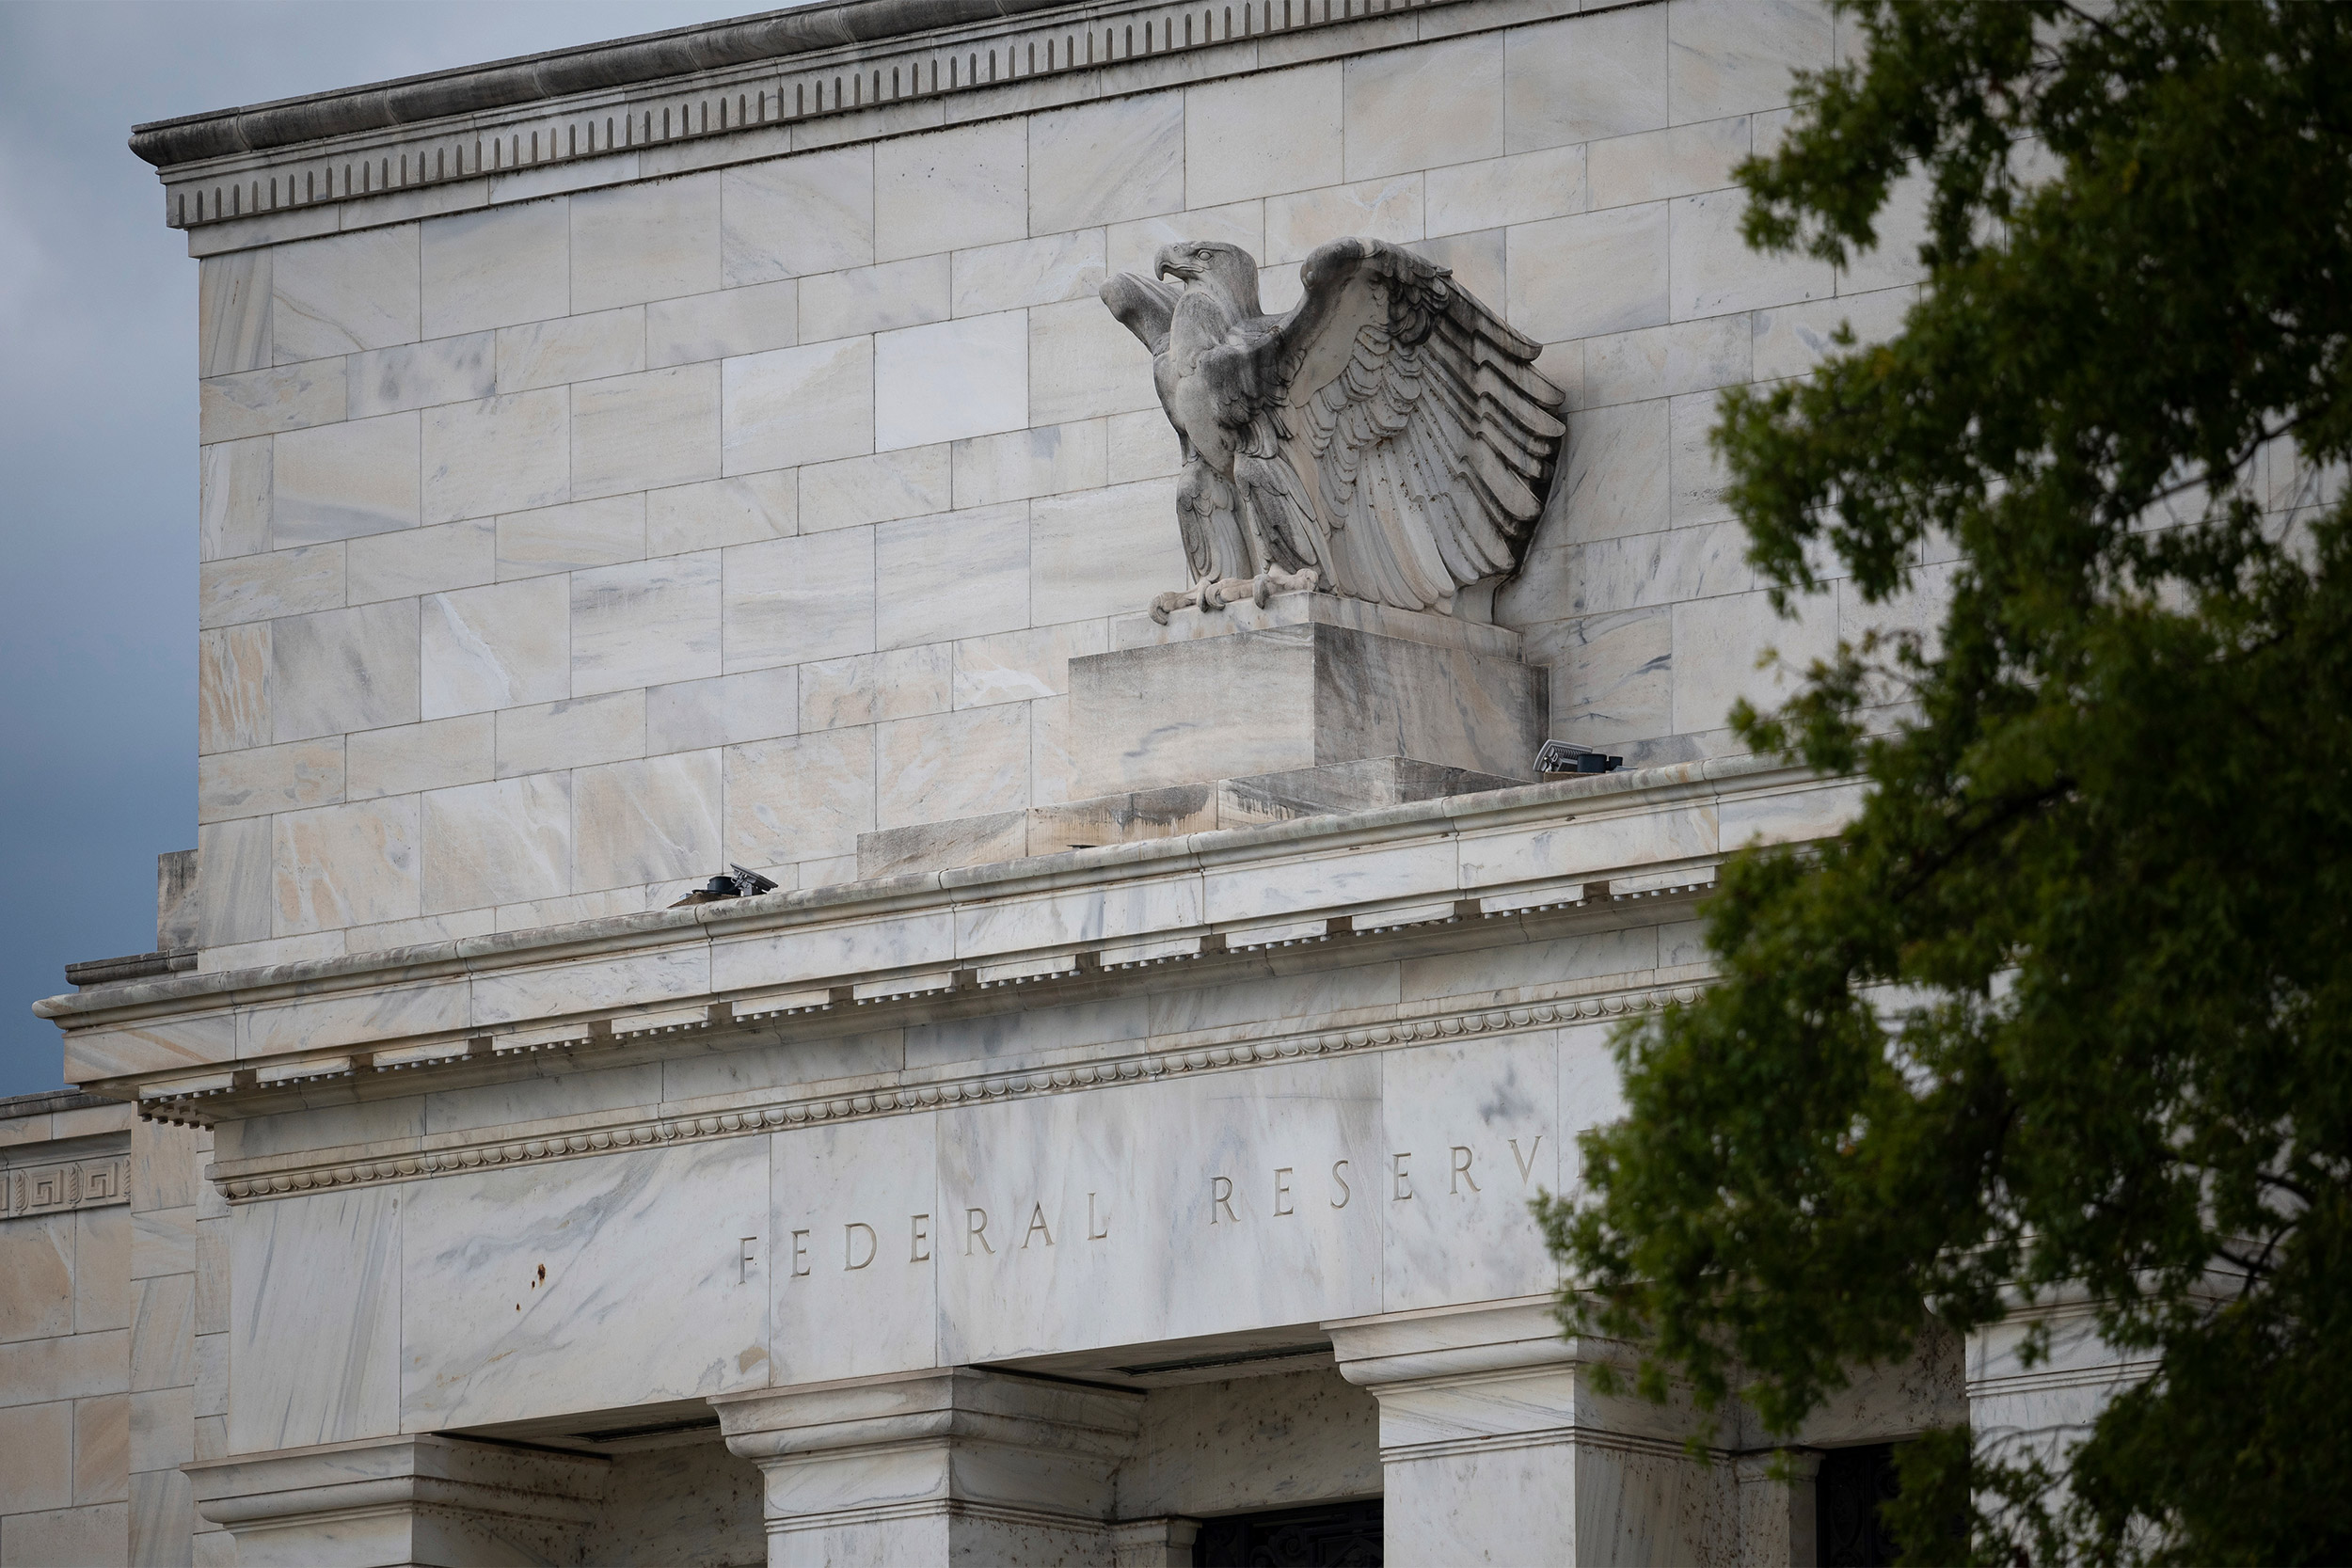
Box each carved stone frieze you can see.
[1,1155,132,1217]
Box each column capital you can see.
[1325,1297,1591,1390]
[1108,1515,1203,1568]
[1326,1296,1701,1450]
[187,1433,607,1568]
[1324,1299,1731,1565]
[711,1366,1142,1465]
[1735,1448,1823,1483]
[711,1368,1145,1565]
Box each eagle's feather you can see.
[1102,237,1565,614]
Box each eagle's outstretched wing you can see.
[1232,239,1565,612]
[1101,270,1189,480]
[1101,272,1182,357]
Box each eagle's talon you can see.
[1152,576,1226,624]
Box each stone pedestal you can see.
[848,592,1546,879]
[854,755,1520,879]
[712,1369,1144,1567]
[186,1434,607,1568]
[1327,1299,1730,1568]
[1070,592,1546,797]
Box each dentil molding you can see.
[209,973,1705,1205]
[136,0,1475,234]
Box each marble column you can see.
[1737,1449,1820,1568]
[185,1433,607,1568]
[1327,1298,1733,1567]
[712,1368,1145,1566]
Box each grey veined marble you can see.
[1101,238,1566,619]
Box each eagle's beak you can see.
[1155,244,1189,281]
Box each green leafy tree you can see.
[1539,3,2352,1561]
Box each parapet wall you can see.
[161,0,1930,969]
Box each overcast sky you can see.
[0,1,768,1097]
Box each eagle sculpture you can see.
[1101,238,1565,623]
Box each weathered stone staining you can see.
[9,0,2146,1561]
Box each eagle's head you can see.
[1156,240,1263,315]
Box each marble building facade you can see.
[7,0,2108,1561]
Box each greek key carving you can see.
[0,1156,130,1218]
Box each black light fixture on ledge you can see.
[668,863,780,907]
[1535,739,1623,777]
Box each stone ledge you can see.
[36,753,1798,1028]
[64,949,197,989]
[42,758,1853,1112]
[1111,591,1523,659]
[857,756,1520,879]
[0,1088,121,1121]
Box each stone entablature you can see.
[213,943,1701,1205]
[134,0,1488,244]
[40,756,1854,1169]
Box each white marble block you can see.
[1070,594,1546,796]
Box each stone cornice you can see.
[1966,1359,2162,1402]
[39,754,1798,1032]
[206,959,1708,1204]
[129,0,1072,167]
[0,1088,120,1119]
[132,0,1617,247]
[42,757,1862,1118]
